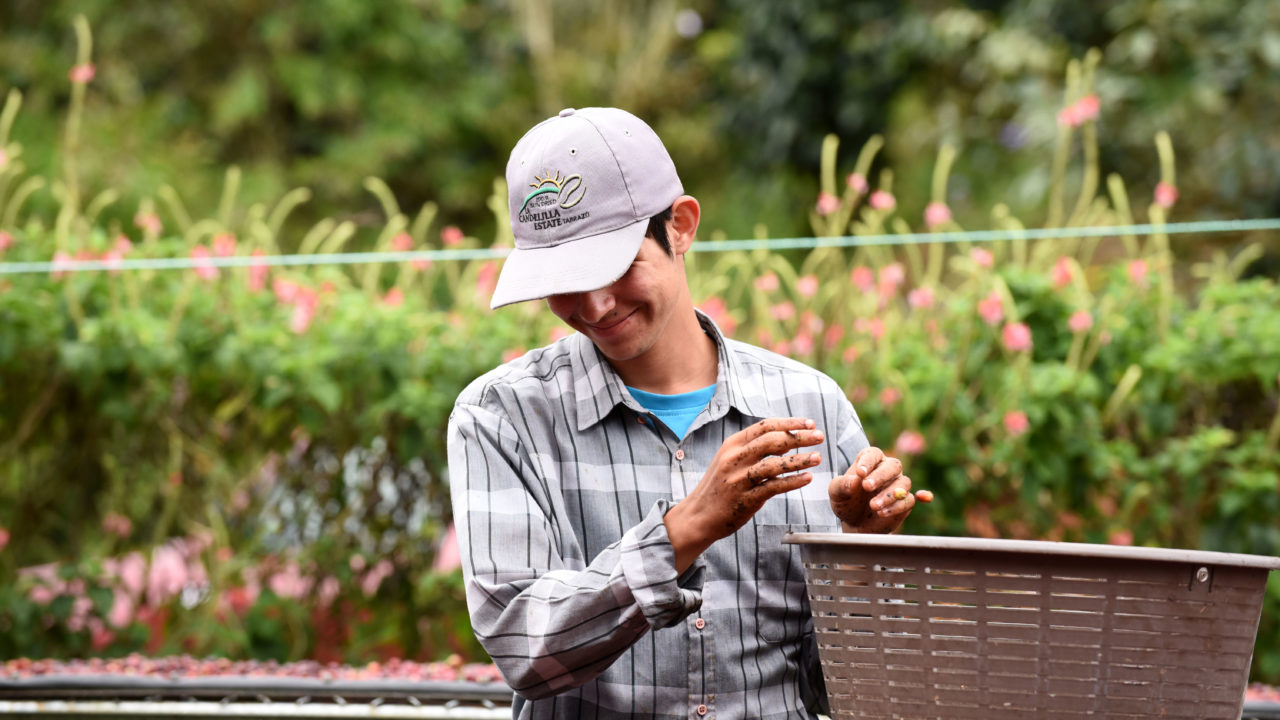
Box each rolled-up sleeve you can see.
[447,401,704,700]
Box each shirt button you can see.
[637,415,646,425]
[675,449,685,461]
[696,704,707,716]
[694,618,705,630]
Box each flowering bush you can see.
[2,34,1279,683]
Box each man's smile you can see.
[583,308,638,335]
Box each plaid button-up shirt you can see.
[447,312,870,719]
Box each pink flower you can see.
[1154,182,1178,209]
[316,576,340,609]
[796,274,819,298]
[823,323,844,351]
[1108,530,1133,546]
[850,266,875,293]
[879,387,901,407]
[0,527,8,552]
[924,202,952,229]
[147,544,189,606]
[502,347,525,363]
[1068,310,1093,333]
[907,286,936,310]
[869,190,896,211]
[846,172,868,195]
[700,296,737,336]
[877,262,905,293]
[51,251,74,280]
[1052,256,1073,289]
[854,316,885,341]
[361,559,395,598]
[248,250,269,292]
[1076,93,1100,122]
[190,245,218,281]
[113,235,133,254]
[390,234,428,270]
[754,273,779,292]
[842,345,860,364]
[383,287,404,307]
[133,211,162,234]
[102,512,132,538]
[815,191,839,216]
[441,226,465,247]
[793,333,814,355]
[107,589,133,629]
[273,277,299,304]
[895,430,926,456]
[0,148,8,170]
[117,552,147,599]
[1002,322,1033,352]
[1127,259,1149,287]
[549,326,572,342]
[225,585,259,616]
[89,618,114,651]
[1057,104,1083,128]
[433,524,462,574]
[290,287,319,334]
[211,233,237,257]
[102,250,124,274]
[1003,410,1030,436]
[268,560,311,600]
[970,248,994,268]
[771,340,792,356]
[978,290,1004,326]
[879,263,905,286]
[770,301,795,321]
[69,63,96,84]
[66,595,93,632]
[476,261,498,300]
[0,231,13,252]
[848,385,868,403]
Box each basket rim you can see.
[782,532,1280,570]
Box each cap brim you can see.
[489,218,648,309]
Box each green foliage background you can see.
[3,1,1278,243]
[2,0,1280,686]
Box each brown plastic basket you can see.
[784,533,1280,719]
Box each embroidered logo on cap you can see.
[518,171,590,232]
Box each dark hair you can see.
[645,205,675,256]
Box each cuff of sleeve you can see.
[617,499,704,629]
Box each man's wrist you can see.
[663,502,711,574]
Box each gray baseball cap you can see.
[490,107,684,309]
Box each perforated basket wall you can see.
[784,534,1280,720]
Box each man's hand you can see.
[829,446,932,534]
[664,418,825,572]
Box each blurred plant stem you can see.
[56,16,93,252]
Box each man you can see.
[447,107,927,719]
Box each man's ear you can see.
[668,195,701,256]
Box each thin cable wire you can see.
[1,218,1277,276]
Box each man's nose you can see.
[578,288,615,322]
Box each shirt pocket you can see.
[754,522,813,645]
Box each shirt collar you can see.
[570,309,774,432]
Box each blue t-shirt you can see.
[626,384,717,439]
